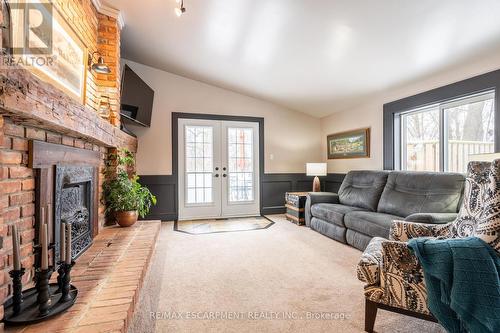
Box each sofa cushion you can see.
[347,230,375,251]
[344,211,403,239]
[310,217,347,243]
[311,203,367,227]
[305,192,340,227]
[377,171,464,218]
[338,171,389,211]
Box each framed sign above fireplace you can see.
[9,0,87,103]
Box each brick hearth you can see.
[5,221,160,333]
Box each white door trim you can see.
[221,121,260,217]
[177,118,260,220]
[178,119,222,220]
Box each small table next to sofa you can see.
[285,192,309,225]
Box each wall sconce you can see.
[88,52,111,74]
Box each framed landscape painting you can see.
[327,128,370,159]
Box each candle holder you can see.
[9,268,25,315]
[3,278,78,325]
[56,261,66,293]
[3,217,78,325]
[35,267,53,316]
[59,260,75,303]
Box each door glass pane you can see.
[445,95,495,173]
[401,107,440,171]
[185,126,213,204]
[227,128,254,202]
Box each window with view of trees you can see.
[398,91,495,173]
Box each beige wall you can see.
[123,60,322,175]
[321,52,500,173]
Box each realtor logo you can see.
[7,0,53,55]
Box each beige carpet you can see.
[129,215,444,333]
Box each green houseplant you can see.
[103,149,156,227]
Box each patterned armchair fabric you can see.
[357,160,500,315]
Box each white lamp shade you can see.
[468,152,500,162]
[306,163,327,176]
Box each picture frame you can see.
[11,0,87,103]
[327,128,370,159]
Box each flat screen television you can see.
[120,64,154,127]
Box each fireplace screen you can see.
[54,165,95,262]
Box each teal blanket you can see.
[408,237,500,333]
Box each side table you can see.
[285,192,309,225]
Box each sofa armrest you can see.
[377,240,430,314]
[357,238,430,314]
[404,212,457,224]
[357,237,385,285]
[390,220,452,242]
[305,192,340,227]
[357,237,421,286]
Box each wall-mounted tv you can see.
[120,64,154,127]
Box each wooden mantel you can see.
[0,66,137,152]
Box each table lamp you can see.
[306,163,327,192]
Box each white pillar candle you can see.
[60,222,66,264]
[66,223,72,264]
[12,225,21,270]
[39,206,45,245]
[41,223,48,270]
[47,203,53,244]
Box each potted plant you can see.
[103,149,157,227]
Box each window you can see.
[185,126,213,204]
[397,91,495,173]
[227,127,254,202]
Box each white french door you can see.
[178,119,260,220]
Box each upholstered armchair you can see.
[357,160,500,332]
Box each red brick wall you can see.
[0,116,109,317]
[97,13,122,127]
[0,0,127,325]
[51,0,121,122]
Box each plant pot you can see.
[115,210,138,227]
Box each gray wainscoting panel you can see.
[138,175,177,221]
[261,173,346,215]
[139,173,346,221]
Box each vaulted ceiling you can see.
[106,0,500,117]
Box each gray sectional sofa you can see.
[305,170,465,250]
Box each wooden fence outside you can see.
[405,140,494,172]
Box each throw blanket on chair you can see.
[408,237,500,333]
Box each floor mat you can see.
[174,216,274,234]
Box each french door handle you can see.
[215,167,219,171]
[222,174,227,178]
[214,174,220,178]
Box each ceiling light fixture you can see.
[175,0,186,17]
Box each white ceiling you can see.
[106,0,500,117]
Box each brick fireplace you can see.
[0,0,136,327]
[30,140,102,266]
